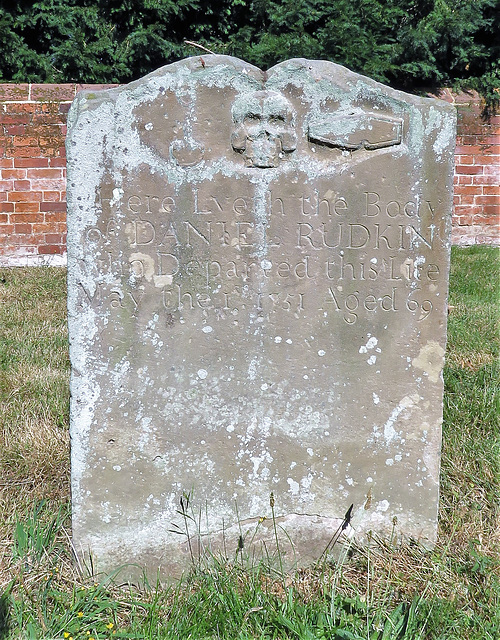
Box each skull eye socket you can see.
[244,113,261,124]
[268,114,286,124]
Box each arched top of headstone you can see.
[68,55,455,180]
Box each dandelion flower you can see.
[106,622,114,630]
[77,611,84,618]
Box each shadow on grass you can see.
[0,594,9,639]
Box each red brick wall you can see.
[0,84,498,265]
[0,83,116,265]
[437,89,500,246]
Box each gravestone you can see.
[66,56,456,580]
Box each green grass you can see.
[0,247,499,639]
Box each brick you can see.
[480,145,500,154]
[14,179,31,191]
[58,103,72,114]
[9,234,39,245]
[44,233,63,244]
[2,169,27,179]
[481,205,500,216]
[473,214,500,225]
[31,180,64,192]
[0,84,29,100]
[0,192,6,201]
[0,114,31,126]
[42,190,62,201]
[477,135,500,146]
[44,211,67,223]
[457,185,481,196]
[40,201,66,212]
[14,202,40,213]
[12,146,43,158]
[6,103,36,114]
[49,157,66,168]
[38,244,62,254]
[477,234,500,244]
[0,159,13,168]
[39,137,65,149]
[454,204,483,216]
[483,165,500,176]
[10,212,44,223]
[472,174,499,185]
[0,214,8,223]
[38,101,61,113]
[456,164,484,175]
[474,154,500,165]
[33,123,64,136]
[13,223,32,234]
[0,202,14,213]
[456,194,475,205]
[5,125,26,136]
[0,224,14,236]
[456,135,479,145]
[50,222,66,233]
[33,222,58,234]
[30,84,76,101]
[14,158,49,168]
[8,191,42,202]
[483,186,500,195]
[31,110,66,123]
[0,180,14,192]
[475,195,500,205]
[456,155,474,165]
[26,168,62,179]
[454,144,482,155]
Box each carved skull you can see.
[231,91,297,168]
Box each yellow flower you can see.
[64,634,70,639]
[106,622,114,630]
[77,611,84,618]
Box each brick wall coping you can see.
[0,83,119,102]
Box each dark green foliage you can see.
[0,0,498,111]
[0,0,204,83]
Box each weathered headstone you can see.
[67,56,456,580]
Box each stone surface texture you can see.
[66,56,456,580]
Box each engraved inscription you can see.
[82,186,444,324]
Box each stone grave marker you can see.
[66,56,456,580]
